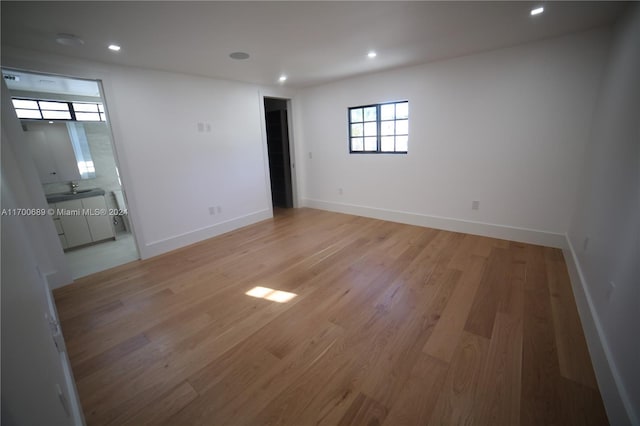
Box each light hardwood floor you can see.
[54,208,608,425]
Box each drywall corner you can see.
[563,235,635,426]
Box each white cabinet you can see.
[56,199,93,247]
[50,195,115,250]
[82,196,114,241]
[25,125,80,184]
[49,204,69,249]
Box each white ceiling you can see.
[0,1,628,88]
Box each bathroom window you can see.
[73,102,105,121]
[67,122,96,179]
[11,98,106,122]
[348,101,408,153]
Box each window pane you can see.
[350,108,363,122]
[73,103,99,112]
[12,99,38,109]
[15,109,42,119]
[42,110,72,120]
[97,104,104,112]
[68,122,96,178]
[381,136,395,152]
[396,102,408,119]
[364,122,377,137]
[363,107,376,121]
[396,135,408,152]
[39,101,69,111]
[396,119,408,135]
[347,102,409,154]
[351,138,364,151]
[77,160,96,176]
[76,112,101,121]
[380,104,395,120]
[364,137,377,151]
[381,120,395,136]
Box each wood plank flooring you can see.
[53,208,608,425]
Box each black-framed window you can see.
[349,101,408,153]
[11,98,106,122]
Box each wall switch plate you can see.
[208,206,215,215]
[583,237,590,251]
[472,200,480,210]
[309,152,313,159]
[338,188,343,195]
[217,206,222,214]
[197,122,204,132]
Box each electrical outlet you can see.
[338,188,343,195]
[208,206,216,215]
[472,200,480,210]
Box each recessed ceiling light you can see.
[530,6,544,16]
[48,121,54,124]
[368,51,377,58]
[55,33,84,47]
[229,52,250,60]
[279,75,287,83]
[108,44,121,52]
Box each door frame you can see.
[2,66,142,263]
[261,95,298,210]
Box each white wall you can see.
[566,5,640,425]
[295,29,610,247]
[0,83,72,289]
[105,67,271,256]
[2,47,294,266]
[1,79,83,425]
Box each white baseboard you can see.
[563,236,636,426]
[301,198,567,248]
[45,269,74,290]
[141,209,273,259]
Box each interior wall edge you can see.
[42,272,85,426]
[301,198,567,249]
[564,236,636,426]
[43,269,74,290]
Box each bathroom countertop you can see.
[46,188,106,204]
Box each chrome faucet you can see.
[70,181,79,194]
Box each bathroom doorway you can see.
[3,68,139,279]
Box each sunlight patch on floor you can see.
[245,286,297,303]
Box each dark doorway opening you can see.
[264,98,293,208]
